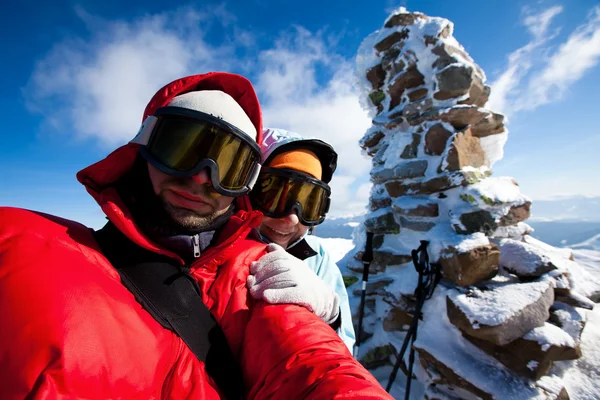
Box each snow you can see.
[455,232,489,253]
[467,176,528,206]
[414,288,559,399]
[447,281,552,327]
[554,306,600,400]
[316,237,356,264]
[498,238,555,276]
[527,360,539,371]
[570,233,600,251]
[523,323,576,350]
[350,7,600,399]
[318,232,600,400]
[479,131,508,167]
[493,222,533,240]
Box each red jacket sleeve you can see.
[241,303,393,399]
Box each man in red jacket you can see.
[0,72,392,399]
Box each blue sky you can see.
[1,0,599,228]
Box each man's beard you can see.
[159,194,230,231]
[117,156,233,235]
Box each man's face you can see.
[147,163,234,230]
[259,212,309,249]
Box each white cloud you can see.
[254,27,373,217]
[489,5,600,116]
[26,7,235,147]
[25,6,374,218]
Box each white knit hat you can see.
[131,90,257,145]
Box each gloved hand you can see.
[247,243,340,324]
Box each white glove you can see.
[247,243,340,324]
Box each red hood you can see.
[76,72,263,260]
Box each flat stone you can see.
[416,347,495,400]
[385,174,458,197]
[372,233,384,249]
[434,65,474,100]
[383,306,414,332]
[383,115,405,130]
[352,278,394,296]
[440,244,500,287]
[407,87,428,102]
[498,239,558,279]
[400,133,421,159]
[399,216,435,231]
[388,65,425,109]
[375,29,409,53]
[393,202,439,217]
[349,253,386,274]
[432,43,472,70]
[384,12,425,27]
[443,128,487,171]
[417,346,570,400]
[364,211,400,234]
[360,130,385,150]
[424,123,453,155]
[555,291,595,310]
[446,281,555,345]
[360,344,396,369]
[372,250,413,268]
[370,197,392,211]
[352,250,413,273]
[372,142,388,165]
[464,322,579,380]
[549,303,586,350]
[459,78,490,108]
[381,47,403,72]
[366,63,386,90]
[500,202,531,226]
[457,210,498,235]
[402,98,433,123]
[371,160,428,183]
[439,106,505,137]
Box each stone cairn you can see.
[343,8,600,400]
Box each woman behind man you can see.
[247,128,355,352]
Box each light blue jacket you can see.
[255,230,355,353]
[297,235,355,353]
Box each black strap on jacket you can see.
[94,223,243,400]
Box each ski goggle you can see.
[250,167,331,226]
[137,106,261,197]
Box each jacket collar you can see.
[253,229,318,261]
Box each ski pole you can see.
[354,230,374,359]
[386,241,441,398]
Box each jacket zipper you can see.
[192,234,201,258]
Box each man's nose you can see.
[190,168,212,186]
[281,211,300,225]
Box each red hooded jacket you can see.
[0,73,392,399]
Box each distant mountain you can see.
[316,196,600,247]
[570,233,600,251]
[529,196,600,222]
[313,216,361,240]
[528,221,600,247]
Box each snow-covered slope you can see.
[319,237,600,399]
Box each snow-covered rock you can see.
[345,7,599,399]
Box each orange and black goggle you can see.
[138,106,261,197]
[250,167,331,226]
